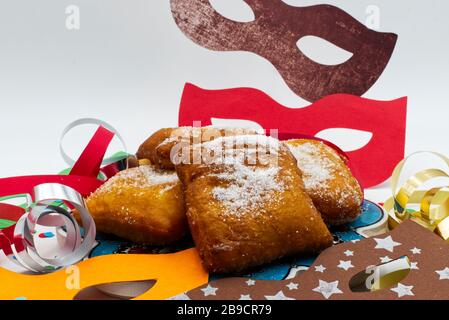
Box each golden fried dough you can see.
[86,165,187,245]
[176,135,333,273]
[136,127,259,170]
[136,128,173,169]
[285,139,363,225]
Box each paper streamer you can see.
[0,183,95,273]
[60,118,128,169]
[0,119,123,273]
[384,152,449,240]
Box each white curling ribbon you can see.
[5,183,95,273]
[59,118,128,167]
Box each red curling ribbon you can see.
[0,203,25,222]
[0,204,26,255]
[0,226,14,255]
[69,126,115,178]
[100,158,128,180]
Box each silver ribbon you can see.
[5,183,95,273]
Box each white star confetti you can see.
[337,260,354,271]
[265,291,295,300]
[246,279,256,286]
[201,285,218,296]
[167,293,190,300]
[286,282,299,290]
[374,236,401,252]
[410,247,421,255]
[390,283,414,298]
[344,250,354,257]
[436,267,449,280]
[380,256,393,263]
[314,265,326,273]
[410,262,419,270]
[313,280,343,299]
[239,294,252,300]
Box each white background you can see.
[0,0,448,201]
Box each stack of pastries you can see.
[85,127,363,273]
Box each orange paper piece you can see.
[0,248,207,300]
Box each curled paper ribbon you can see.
[0,183,95,273]
[60,118,128,169]
[0,119,124,273]
[60,118,130,180]
[384,152,449,240]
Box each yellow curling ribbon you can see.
[384,152,449,240]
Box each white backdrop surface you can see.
[0,0,448,201]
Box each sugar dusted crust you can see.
[211,163,284,217]
[176,136,333,273]
[93,165,180,194]
[203,135,286,217]
[285,139,364,225]
[86,165,187,245]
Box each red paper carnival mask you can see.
[170,0,397,102]
[178,83,407,188]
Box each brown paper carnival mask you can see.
[182,221,449,300]
[170,0,398,102]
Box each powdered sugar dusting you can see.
[211,162,283,217]
[286,141,363,213]
[287,142,335,190]
[203,135,280,152]
[93,165,179,195]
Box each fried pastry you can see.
[86,165,187,245]
[285,139,363,225]
[176,135,333,273]
[136,127,259,170]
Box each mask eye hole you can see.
[315,128,373,152]
[73,280,156,300]
[209,0,256,23]
[349,256,411,293]
[297,36,353,66]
